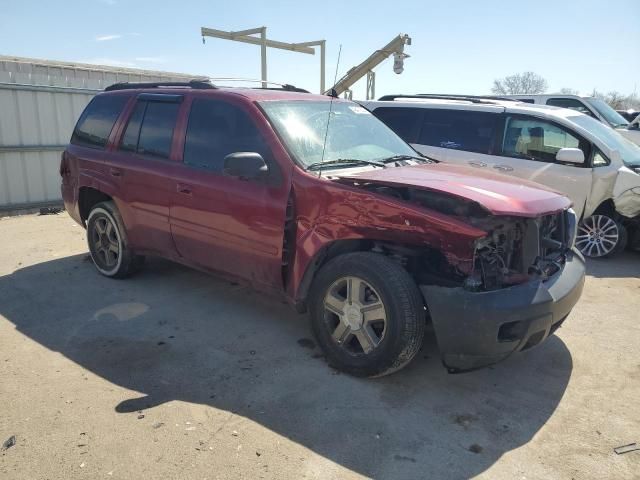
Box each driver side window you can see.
[183,99,270,172]
[501,116,588,165]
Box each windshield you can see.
[586,98,629,128]
[260,100,417,168]
[569,114,640,166]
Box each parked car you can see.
[61,81,585,377]
[498,94,640,146]
[617,109,640,123]
[363,95,640,258]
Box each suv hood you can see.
[336,163,571,217]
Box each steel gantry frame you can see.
[200,26,326,93]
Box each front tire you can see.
[309,252,425,377]
[87,201,143,278]
[576,214,627,258]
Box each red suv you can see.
[61,80,585,376]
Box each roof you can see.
[503,94,595,101]
[361,98,585,119]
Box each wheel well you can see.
[79,187,112,224]
[592,199,616,218]
[295,239,372,312]
[295,239,457,312]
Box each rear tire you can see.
[87,201,144,278]
[309,252,425,377]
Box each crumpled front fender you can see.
[612,167,640,218]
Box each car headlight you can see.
[566,208,577,248]
[632,166,640,175]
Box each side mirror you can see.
[223,152,268,180]
[556,148,584,164]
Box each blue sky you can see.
[1,0,638,98]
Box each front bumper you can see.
[420,249,586,372]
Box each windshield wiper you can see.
[306,158,386,171]
[379,154,436,164]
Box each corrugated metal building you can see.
[0,55,204,212]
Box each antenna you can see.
[319,45,342,177]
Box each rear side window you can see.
[183,99,270,172]
[546,98,596,118]
[372,107,422,143]
[418,109,499,154]
[120,101,180,159]
[120,102,146,152]
[71,95,128,149]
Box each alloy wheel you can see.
[576,215,619,258]
[90,215,121,270]
[322,276,387,355]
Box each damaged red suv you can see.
[60,81,585,377]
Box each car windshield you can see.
[260,100,417,169]
[586,97,630,128]
[569,114,640,166]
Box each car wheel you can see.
[87,201,144,278]
[576,214,628,258]
[309,252,425,377]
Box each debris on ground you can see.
[232,431,239,437]
[137,414,145,420]
[614,443,640,455]
[393,454,416,463]
[39,207,63,215]
[468,444,483,454]
[152,422,165,429]
[2,435,16,451]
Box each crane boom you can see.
[326,34,411,98]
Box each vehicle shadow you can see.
[0,254,573,479]
[585,250,640,279]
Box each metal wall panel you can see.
[0,55,204,210]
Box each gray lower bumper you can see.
[420,249,586,372]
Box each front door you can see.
[489,114,594,218]
[169,96,289,290]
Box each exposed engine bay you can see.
[341,181,575,292]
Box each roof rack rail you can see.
[207,78,309,93]
[378,94,518,104]
[263,84,309,93]
[104,79,216,91]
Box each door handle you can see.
[468,161,487,168]
[110,168,123,177]
[176,183,192,196]
[493,164,514,172]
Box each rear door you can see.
[105,93,182,255]
[169,96,289,290]
[491,114,594,217]
[412,107,504,172]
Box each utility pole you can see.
[201,26,326,93]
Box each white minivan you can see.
[362,96,640,258]
[502,94,640,147]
